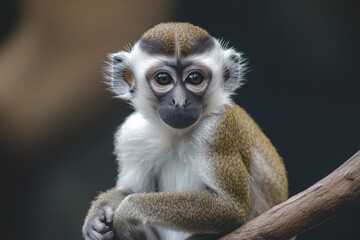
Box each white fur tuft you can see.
[222,47,247,95]
[106,50,134,100]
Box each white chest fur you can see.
[114,112,209,193]
[156,145,204,192]
[113,112,219,240]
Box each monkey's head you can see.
[109,22,245,130]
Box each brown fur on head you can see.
[140,22,215,57]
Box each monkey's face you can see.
[109,23,245,130]
[145,62,211,129]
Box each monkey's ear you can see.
[223,48,246,94]
[109,51,135,100]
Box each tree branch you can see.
[221,150,360,240]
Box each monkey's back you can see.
[208,102,288,219]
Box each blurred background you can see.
[0,0,359,239]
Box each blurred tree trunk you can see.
[0,0,173,154]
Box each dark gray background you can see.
[1,0,359,239]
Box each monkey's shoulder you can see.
[211,103,261,148]
[209,103,276,168]
[116,112,149,136]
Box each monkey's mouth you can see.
[157,106,202,129]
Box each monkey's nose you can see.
[172,98,188,108]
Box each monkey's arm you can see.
[82,188,129,240]
[113,189,249,239]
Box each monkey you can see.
[82,22,288,240]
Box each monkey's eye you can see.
[185,72,205,85]
[154,72,173,85]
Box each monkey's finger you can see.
[87,228,114,240]
[86,230,103,240]
[103,206,114,224]
[97,210,106,222]
[93,218,111,233]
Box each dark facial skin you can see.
[157,81,203,129]
[146,61,212,129]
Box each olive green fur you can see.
[209,103,288,215]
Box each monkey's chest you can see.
[156,154,204,192]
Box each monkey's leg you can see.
[113,190,249,239]
[83,188,132,240]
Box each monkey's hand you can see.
[82,205,115,240]
[82,188,129,240]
